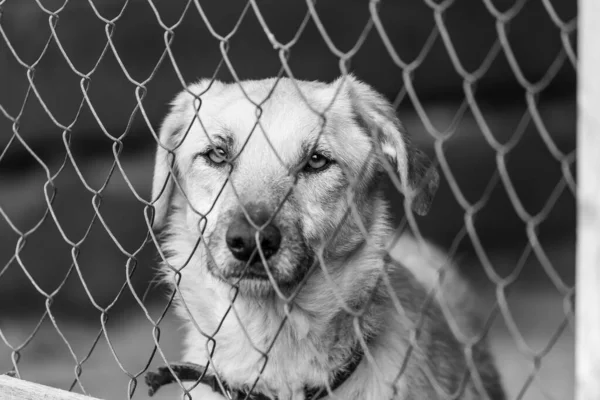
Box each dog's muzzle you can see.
[224,203,281,279]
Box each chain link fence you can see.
[0,0,577,399]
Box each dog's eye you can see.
[304,153,331,172]
[205,147,228,165]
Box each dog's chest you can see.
[182,302,338,397]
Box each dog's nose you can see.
[225,205,282,262]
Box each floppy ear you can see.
[151,79,227,229]
[341,75,439,215]
[151,91,193,230]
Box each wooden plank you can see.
[0,375,103,400]
[576,0,600,399]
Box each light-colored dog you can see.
[150,75,504,400]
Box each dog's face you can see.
[151,76,438,296]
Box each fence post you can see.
[0,375,103,400]
[576,0,600,399]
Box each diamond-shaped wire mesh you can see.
[0,0,576,399]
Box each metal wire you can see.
[0,0,577,399]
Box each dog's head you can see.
[151,75,439,296]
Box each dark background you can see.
[0,1,576,398]
[0,0,576,316]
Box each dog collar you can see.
[230,346,364,400]
[145,346,364,399]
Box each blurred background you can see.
[0,0,576,399]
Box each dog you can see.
[150,75,505,400]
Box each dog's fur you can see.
[151,75,505,400]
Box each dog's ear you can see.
[340,75,439,216]
[151,93,187,230]
[152,80,211,230]
[152,79,226,229]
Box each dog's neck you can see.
[220,341,366,400]
[173,255,387,398]
[204,283,383,399]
